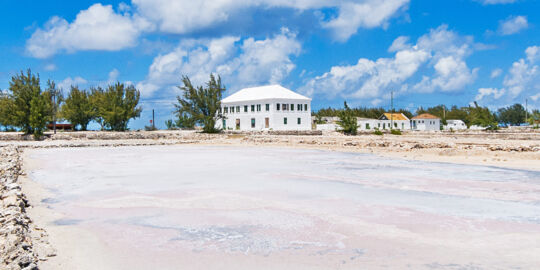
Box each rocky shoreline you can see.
[0,147,55,270]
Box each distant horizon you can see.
[1,0,539,129]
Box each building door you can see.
[235,119,240,130]
[265,118,269,128]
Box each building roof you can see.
[379,113,409,121]
[412,113,440,120]
[222,85,311,103]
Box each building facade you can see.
[412,113,441,131]
[216,85,312,131]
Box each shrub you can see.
[373,129,383,136]
[390,129,402,135]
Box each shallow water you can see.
[27,145,540,269]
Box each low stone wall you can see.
[0,147,54,270]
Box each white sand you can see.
[22,145,540,269]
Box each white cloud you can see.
[475,87,505,101]
[107,68,120,84]
[132,0,408,42]
[44,64,57,71]
[57,76,88,91]
[137,29,301,97]
[478,0,518,4]
[476,45,540,102]
[498,15,528,35]
[321,0,410,42]
[301,25,478,100]
[491,68,503,78]
[26,3,153,58]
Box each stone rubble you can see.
[1,146,55,270]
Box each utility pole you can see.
[152,109,155,130]
[390,91,394,130]
[525,98,528,125]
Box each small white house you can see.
[376,113,411,130]
[444,119,467,130]
[412,113,441,131]
[216,85,312,131]
[357,118,381,131]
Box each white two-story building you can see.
[216,85,312,131]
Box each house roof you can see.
[222,85,311,103]
[412,113,440,120]
[380,113,409,121]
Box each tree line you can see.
[0,70,142,138]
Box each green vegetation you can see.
[174,74,225,133]
[373,129,383,136]
[61,86,93,131]
[390,129,402,135]
[337,102,358,135]
[527,109,540,128]
[0,70,142,137]
[497,103,526,126]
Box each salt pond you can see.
[26,145,540,269]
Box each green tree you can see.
[29,92,51,139]
[337,101,358,135]
[61,86,93,130]
[89,87,106,130]
[0,90,16,130]
[46,80,63,133]
[98,83,142,131]
[174,75,225,133]
[7,69,51,137]
[467,102,498,129]
[497,103,526,126]
[527,109,540,128]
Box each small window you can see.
[297,118,301,124]
[304,104,308,111]
[297,104,302,111]
[394,122,397,128]
[290,104,294,111]
[224,107,228,113]
[283,104,288,111]
[277,104,280,111]
[251,105,255,112]
[236,106,240,113]
[222,119,226,128]
[251,118,255,128]
[244,105,248,112]
[257,104,261,111]
[366,123,370,129]
[284,117,288,125]
[266,104,270,111]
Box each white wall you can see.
[444,120,467,130]
[362,120,411,130]
[412,119,440,131]
[216,99,312,131]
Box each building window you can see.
[251,118,255,128]
[222,119,226,128]
[251,105,255,112]
[366,123,370,129]
[266,104,270,111]
[297,118,301,124]
[224,107,228,113]
[283,104,288,111]
[290,104,294,111]
[394,122,397,128]
[378,123,381,128]
[257,104,261,111]
[236,106,240,113]
[304,104,308,111]
[244,105,248,112]
[284,117,287,125]
[277,103,280,111]
[218,107,222,114]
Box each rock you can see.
[2,195,21,208]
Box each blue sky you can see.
[1,0,539,129]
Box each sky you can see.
[0,0,539,129]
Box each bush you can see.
[337,101,358,135]
[373,129,383,136]
[390,129,402,135]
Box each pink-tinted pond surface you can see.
[27,145,540,269]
